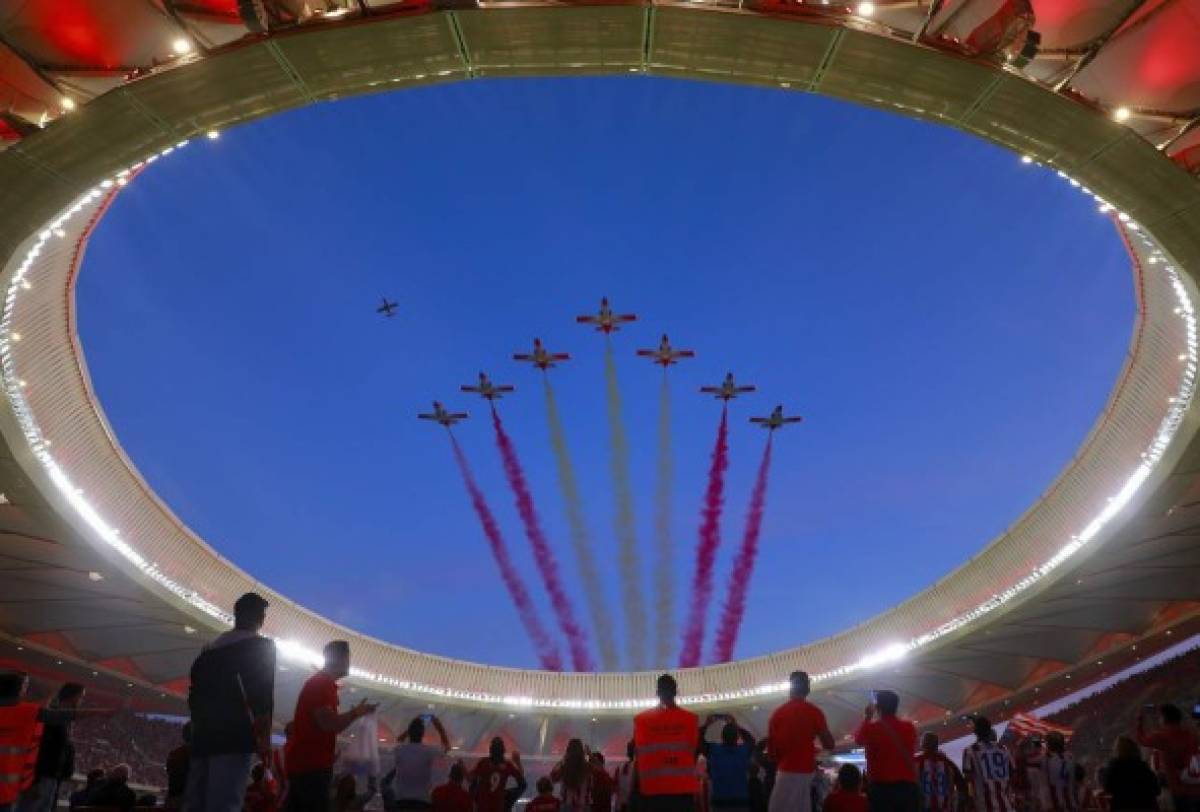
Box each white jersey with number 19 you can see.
[963,741,1015,812]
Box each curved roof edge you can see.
[0,8,1198,711]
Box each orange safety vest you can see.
[634,705,699,797]
[0,702,41,805]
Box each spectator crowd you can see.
[1,593,1197,812]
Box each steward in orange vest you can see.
[634,675,699,812]
[0,672,42,812]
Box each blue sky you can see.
[76,76,1132,671]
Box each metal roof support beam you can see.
[157,0,216,53]
[807,28,844,92]
[1054,0,1164,92]
[261,40,317,104]
[446,13,474,78]
[912,0,945,43]
[641,7,656,70]
[0,33,67,102]
[1159,114,1200,153]
[957,73,1003,126]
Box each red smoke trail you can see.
[449,434,563,671]
[712,434,774,664]
[678,405,730,668]
[492,407,595,672]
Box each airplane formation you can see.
[416,296,803,430]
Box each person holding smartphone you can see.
[393,715,452,811]
[853,691,918,812]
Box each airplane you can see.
[635,334,695,367]
[376,297,399,318]
[576,296,637,334]
[461,372,515,401]
[750,405,803,430]
[700,372,757,401]
[417,401,468,427]
[513,338,571,370]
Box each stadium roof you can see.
[0,0,1199,749]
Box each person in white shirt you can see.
[392,715,452,810]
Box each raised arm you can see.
[431,715,451,753]
[314,698,376,735]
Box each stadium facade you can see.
[1,0,1199,755]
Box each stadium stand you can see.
[71,714,184,788]
[1041,647,1200,772]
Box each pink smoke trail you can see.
[678,405,730,668]
[492,407,595,672]
[449,434,563,671]
[712,434,774,664]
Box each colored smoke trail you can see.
[604,343,647,670]
[492,406,595,672]
[653,371,674,668]
[712,434,774,664]
[448,434,563,671]
[541,377,619,670]
[678,405,730,668]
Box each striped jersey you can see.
[916,752,959,812]
[963,741,1015,812]
[1045,753,1077,812]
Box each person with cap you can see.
[635,674,700,812]
[185,592,277,812]
[853,690,917,812]
[767,672,836,812]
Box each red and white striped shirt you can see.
[963,741,1015,812]
[916,752,959,812]
[1045,753,1077,812]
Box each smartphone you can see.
[1192,702,1200,721]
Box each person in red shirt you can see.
[767,671,836,812]
[823,765,868,812]
[431,764,472,812]
[853,690,917,812]
[470,738,525,812]
[285,641,377,812]
[245,764,279,812]
[529,778,564,812]
[591,753,615,812]
[1136,703,1200,812]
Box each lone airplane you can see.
[700,372,757,401]
[461,372,515,401]
[376,297,399,318]
[513,338,570,370]
[750,405,803,430]
[417,401,468,427]
[636,334,696,367]
[576,296,637,334]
